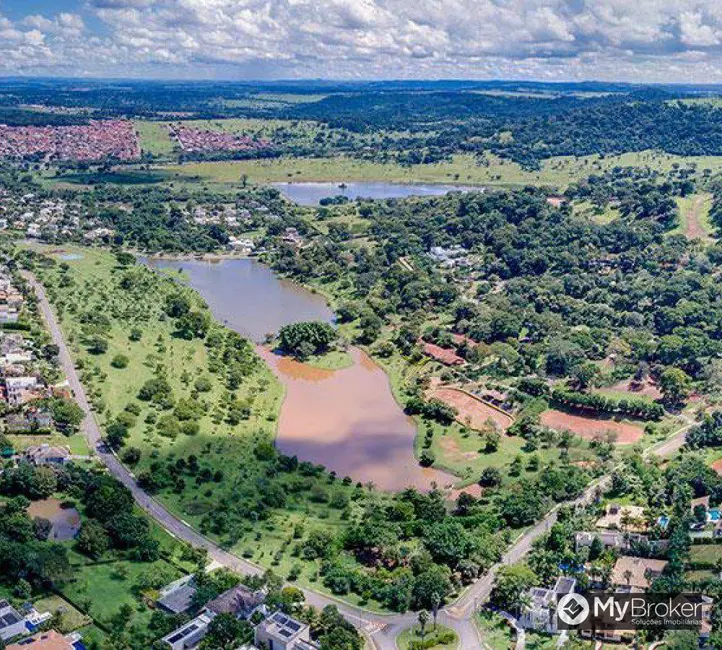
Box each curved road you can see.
[24,271,690,650]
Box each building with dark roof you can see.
[205,584,265,620]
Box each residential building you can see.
[162,613,214,650]
[7,630,75,650]
[595,504,647,532]
[255,611,319,650]
[575,531,647,552]
[4,410,52,434]
[24,444,71,467]
[518,577,577,634]
[611,556,668,591]
[5,376,39,405]
[0,600,27,642]
[157,575,197,616]
[205,584,266,621]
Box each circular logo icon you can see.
[557,593,590,626]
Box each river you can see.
[272,181,481,206]
[145,257,457,491]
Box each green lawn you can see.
[689,544,722,565]
[60,558,181,628]
[475,611,514,650]
[301,349,354,371]
[397,624,458,650]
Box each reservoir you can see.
[272,181,481,206]
[145,257,334,342]
[146,257,457,491]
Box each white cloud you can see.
[5,1,722,80]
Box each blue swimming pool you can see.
[710,508,720,521]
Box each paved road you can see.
[24,270,692,650]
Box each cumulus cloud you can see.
[7,0,722,80]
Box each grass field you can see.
[154,149,722,192]
[60,558,181,628]
[689,544,722,565]
[133,120,177,157]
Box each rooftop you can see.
[611,556,668,590]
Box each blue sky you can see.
[3,0,722,82]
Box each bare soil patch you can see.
[540,409,644,444]
[601,379,663,400]
[686,195,708,240]
[711,458,722,475]
[429,387,513,432]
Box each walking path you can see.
[23,270,691,650]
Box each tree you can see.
[175,311,210,340]
[200,613,250,650]
[49,398,84,430]
[659,367,692,407]
[479,467,502,487]
[417,610,429,641]
[111,354,129,369]
[86,336,108,354]
[423,521,473,568]
[410,565,452,611]
[278,321,337,359]
[77,520,110,559]
[490,564,538,612]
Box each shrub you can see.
[111,354,129,369]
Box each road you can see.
[24,270,691,650]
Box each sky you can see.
[5,0,722,82]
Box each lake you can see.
[144,257,334,342]
[272,181,482,206]
[146,257,457,491]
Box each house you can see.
[0,305,19,324]
[0,600,27,641]
[205,584,266,620]
[157,575,197,616]
[4,376,39,405]
[255,611,319,650]
[518,577,577,633]
[4,410,52,434]
[281,228,303,247]
[162,612,214,650]
[24,444,71,467]
[7,630,75,650]
[611,556,668,591]
[1,352,32,367]
[595,504,647,532]
[575,531,647,552]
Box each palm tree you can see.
[623,568,633,586]
[417,610,430,641]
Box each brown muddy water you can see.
[147,258,457,491]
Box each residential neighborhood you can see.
[169,124,271,154]
[0,121,140,162]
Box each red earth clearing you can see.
[540,409,644,444]
[711,458,722,475]
[429,387,514,431]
